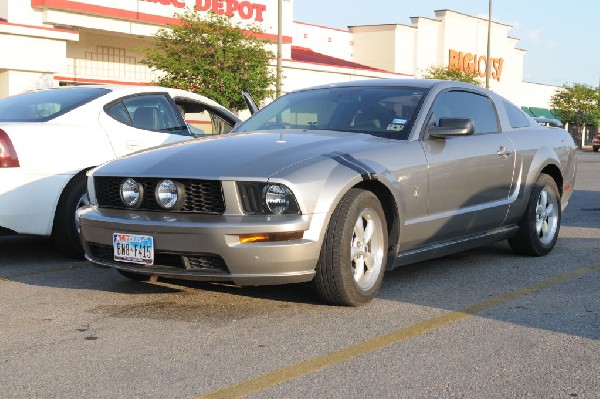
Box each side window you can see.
[120,94,186,133]
[181,108,234,135]
[504,101,531,128]
[105,101,131,125]
[429,91,499,134]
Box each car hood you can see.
[94,130,388,180]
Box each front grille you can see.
[95,177,225,214]
[237,182,265,214]
[88,243,229,273]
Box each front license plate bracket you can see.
[113,233,154,265]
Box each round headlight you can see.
[120,178,143,207]
[155,179,180,209]
[264,184,291,214]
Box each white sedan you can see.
[0,85,240,257]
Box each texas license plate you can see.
[113,233,154,265]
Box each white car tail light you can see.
[0,129,20,168]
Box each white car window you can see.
[105,94,187,134]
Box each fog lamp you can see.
[120,178,143,208]
[155,179,182,209]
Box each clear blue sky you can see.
[293,0,599,87]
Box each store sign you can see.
[143,0,186,6]
[141,0,267,22]
[448,49,504,81]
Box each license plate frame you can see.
[113,233,154,265]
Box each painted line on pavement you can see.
[196,261,600,399]
[0,265,85,281]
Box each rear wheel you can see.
[314,189,388,306]
[51,175,88,259]
[509,174,561,256]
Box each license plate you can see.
[113,233,154,265]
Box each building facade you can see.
[0,0,559,113]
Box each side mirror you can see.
[242,89,259,115]
[428,117,474,138]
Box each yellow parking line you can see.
[196,262,600,399]
[0,265,85,281]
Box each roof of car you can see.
[295,79,478,92]
[45,85,166,92]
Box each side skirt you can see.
[390,225,519,270]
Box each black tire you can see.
[314,188,388,306]
[51,175,88,259]
[117,270,152,282]
[593,147,599,152]
[508,174,561,256]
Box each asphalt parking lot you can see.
[1,150,599,398]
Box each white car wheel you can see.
[51,175,87,258]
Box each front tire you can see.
[509,174,561,256]
[314,189,388,306]
[51,175,88,259]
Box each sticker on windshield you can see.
[392,118,408,125]
[387,123,405,131]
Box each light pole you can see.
[276,0,282,98]
[486,0,492,89]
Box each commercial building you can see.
[0,0,571,134]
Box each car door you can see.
[420,89,516,242]
[99,93,193,157]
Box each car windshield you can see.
[235,86,428,138]
[0,87,111,122]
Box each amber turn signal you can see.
[239,231,304,243]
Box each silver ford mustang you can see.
[78,79,577,306]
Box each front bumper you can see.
[79,206,326,286]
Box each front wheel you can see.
[509,174,561,256]
[314,189,388,306]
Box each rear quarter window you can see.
[504,101,531,128]
[0,87,111,122]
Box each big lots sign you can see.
[142,0,267,22]
[448,49,504,82]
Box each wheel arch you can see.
[353,179,400,270]
[539,163,563,198]
[51,167,94,232]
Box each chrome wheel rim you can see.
[350,207,384,291]
[74,192,90,234]
[535,187,558,245]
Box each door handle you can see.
[497,146,514,158]
[126,140,143,150]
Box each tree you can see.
[550,83,600,145]
[141,9,276,111]
[421,65,483,87]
